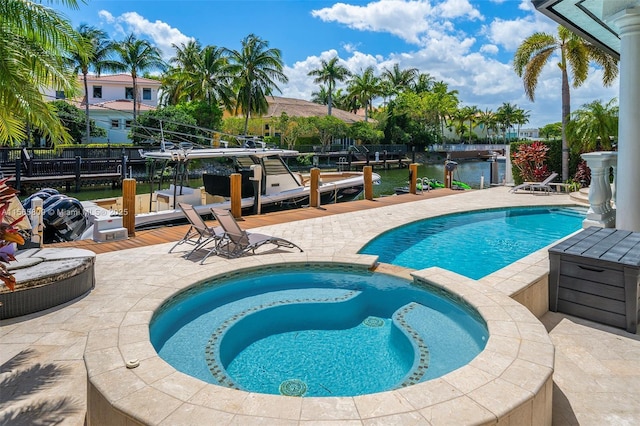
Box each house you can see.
[45,74,161,144]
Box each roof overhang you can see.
[532,0,640,59]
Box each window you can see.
[125,120,133,129]
[125,87,134,99]
[92,86,102,98]
[142,88,152,100]
[55,90,65,99]
[111,119,120,129]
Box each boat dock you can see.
[50,190,459,254]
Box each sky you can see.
[57,0,619,129]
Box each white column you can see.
[581,152,617,229]
[609,7,640,231]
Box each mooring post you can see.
[122,178,136,237]
[230,173,242,219]
[310,167,320,207]
[409,163,418,194]
[364,166,373,200]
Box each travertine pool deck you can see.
[1,187,639,425]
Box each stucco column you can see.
[609,7,640,231]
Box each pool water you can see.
[150,267,488,397]
[360,206,585,279]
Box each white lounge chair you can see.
[169,203,224,260]
[510,172,559,194]
[209,208,303,260]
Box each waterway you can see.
[25,159,506,202]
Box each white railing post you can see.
[581,151,617,228]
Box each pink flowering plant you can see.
[0,178,26,291]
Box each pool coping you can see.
[85,254,554,425]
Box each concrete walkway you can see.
[1,187,639,425]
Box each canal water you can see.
[27,159,506,201]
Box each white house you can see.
[45,74,161,144]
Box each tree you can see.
[68,24,122,143]
[48,100,106,143]
[163,42,234,110]
[349,121,384,144]
[129,106,201,145]
[310,85,329,105]
[381,64,418,100]
[540,122,562,140]
[495,102,519,141]
[226,34,288,135]
[0,0,81,145]
[476,108,497,142]
[307,56,351,116]
[272,112,313,149]
[567,98,618,153]
[116,34,165,123]
[309,115,348,152]
[176,100,224,131]
[514,25,618,181]
[347,66,382,122]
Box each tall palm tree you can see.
[476,108,496,142]
[68,24,122,143]
[495,102,519,141]
[462,105,479,143]
[0,0,80,145]
[567,98,618,153]
[347,66,382,122]
[431,81,459,140]
[381,64,418,98]
[514,25,618,181]
[225,34,288,135]
[513,108,531,140]
[413,72,436,93]
[116,34,165,122]
[307,56,351,116]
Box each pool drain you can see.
[279,379,307,396]
[363,316,384,327]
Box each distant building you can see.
[45,74,161,144]
[518,128,540,140]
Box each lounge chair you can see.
[169,203,224,260]
[210,208,303,259]
[509,172,559,194]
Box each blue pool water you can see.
[360,206,585,279]
[150,266,488,397]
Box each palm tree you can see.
[68,24,122,143]
[514,25,618,181]
[495,102,519,142]
[461,105,479,143]
[347,66,382,122]
[567,98,618,153]
[116,34,165,122]
[412,72,436,93]
[225,34,288,135]
[0,0,81,145]
[476,108,496,142]
[381,64,418,98]
[513,108,531,140]
[310,85,329,105]
[307,56,351,116]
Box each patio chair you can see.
[210,208,303,259]
[509,172,559,194]
[169,203,224,260]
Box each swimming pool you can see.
[150,265,488,397]
[359,206,585,279]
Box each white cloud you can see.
[98,11,193,59]
[480,44,499,55]
[311,0,481,45]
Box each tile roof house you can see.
[46,74,161,144]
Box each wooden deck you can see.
[51,190,461,254]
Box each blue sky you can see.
[58,0,619,128]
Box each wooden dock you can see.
[51,190,460,254]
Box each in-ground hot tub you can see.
[150,265,489,397]
[85,260,554,425]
